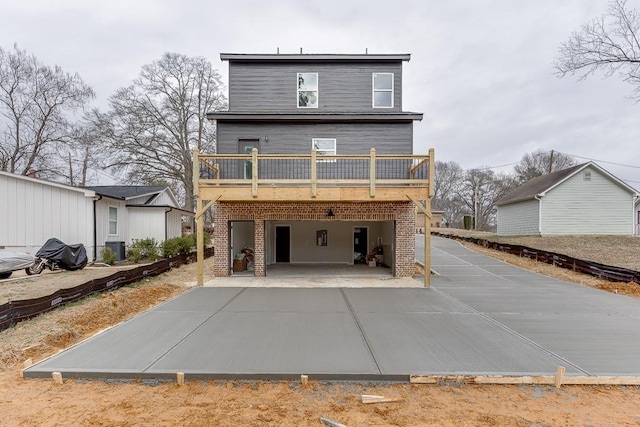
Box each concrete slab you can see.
[23,235,640,381]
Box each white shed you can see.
[0,171,96,258]
[496,162,638,236]
[86,186,194,259]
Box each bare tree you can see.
[432,160,465,227]
[0,45,94,179]
[555,0,640,99]
[94,53,227,210]
[513,149,576,183]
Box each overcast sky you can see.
[2,0,639,188]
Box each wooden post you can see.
[177,372,185,386]
[197,198,204,286]
[555,366,565,388]
[251,147,258,198]
[426,148,435,288]
[301,374,308,385]
[311,149,317,198]
[193,148,205,286]
[370,148,376,197]
[52,372,63,384]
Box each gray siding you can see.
[217,122,413,155]
[228,62,403,112]
[497,199,540,236]
[541,166,634,235]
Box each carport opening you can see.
[265,220,395,277]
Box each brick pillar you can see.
[213,209,229,277]
[394,204,416,277]
[254,220,265,277]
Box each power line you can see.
[556,151,640,169]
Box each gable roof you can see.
[0,170,95,197]
[85,186,167,200]
[496,162,638,206]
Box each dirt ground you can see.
[1,244,640,426]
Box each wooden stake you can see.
[555,366,566,388]
[23,358,33,369]
[52,372,63,385]
[301,374,308,385]
[177,372,185,386]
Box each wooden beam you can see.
[311,149,317,198]
[370,147,376,197]
[251,147,258,198]
[177,372,185,386]
[52,372,63,384]
[406,195,432,287]
[196,199,216,220]
[361,394,404,404]
[196,198,205,286]
[199,186,429,202]
[555,366,566,388]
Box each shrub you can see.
[127,238,159,262]
[161,237,182,258]
[127,246,143,263]
[101,247,117,265]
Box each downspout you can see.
[165,207,173,241]
[93,195,102,261]
[633,195,639,236]
[534,194,543,236]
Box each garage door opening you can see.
[229,221,254,276]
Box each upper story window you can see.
[373,73,394,108]
[298,73,318,108]
[108,206,118,235]
[312,138,336,162]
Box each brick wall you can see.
[214,201,415,277]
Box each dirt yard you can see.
[1,243,640,426]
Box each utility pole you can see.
[548,150,554,174]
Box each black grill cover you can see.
[35,238,88,270]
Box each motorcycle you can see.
[28,238,88,275]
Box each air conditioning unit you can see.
[105,241,126,261]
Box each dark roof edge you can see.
[126,204,194,216]
[220,53,411,62]
[207,112,423,122]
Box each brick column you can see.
[254,220,265,277]
[394,204,416,277]
[213,206,229,277]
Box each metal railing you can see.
[195,148,434,198]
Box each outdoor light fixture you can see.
[327,208,335,218]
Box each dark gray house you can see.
[199,52,432,278]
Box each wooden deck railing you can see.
[194,147,434,199]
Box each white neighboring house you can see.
[0,171,96,258]
[85,186,194,260]
[496,162,639,236]
[636,198,640,236]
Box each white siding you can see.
[0,173,95,258]
[166,210,183,239]
[128,208,166,243]
[95,199,128,256]
[542,166,634,235]
[497,199,540,236]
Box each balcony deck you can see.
[194,148,434,202]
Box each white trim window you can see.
[312,138,336,162]
[298,73,318,108]
[372,73,394,108]
[108,206,118,235]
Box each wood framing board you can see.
[409,375,640,386]
[199,186,429,202]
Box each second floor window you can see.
[312,138,336,162]
[373,73,393,108]
[298,73,318,108]
[108,206,118,235]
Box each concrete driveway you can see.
[24,236,640,380]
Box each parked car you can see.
[0,251,36,279]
